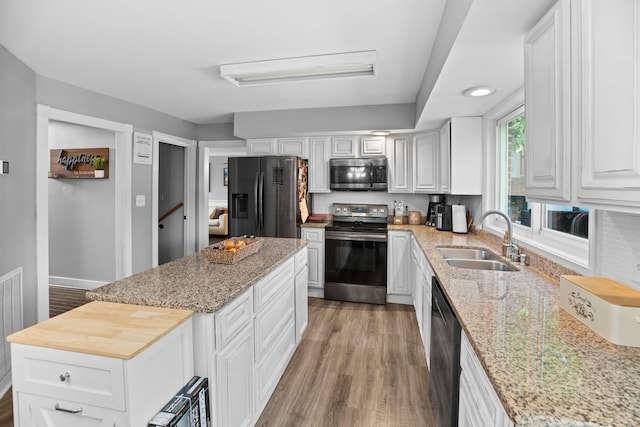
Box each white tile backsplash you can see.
[598,211,640,290]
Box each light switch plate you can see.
[0,160,8,175]
[136,195,146,207]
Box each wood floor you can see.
[0,294,434,427]
[0,286,90,427]
[256,298,435,427]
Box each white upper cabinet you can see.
[438,121,451,194]
[277,137,308,158]
[387,135,413,193]
[450,117,482,195]
[247,138,277,155]
[308,137,331,193]
[524,0,571,203]
[331,136,358,157]
[574,0,640,210]
[413,131,439,192]
[360,136,386,156]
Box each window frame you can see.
[483,93,590,271]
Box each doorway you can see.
[158,143,185,264]
[151,131,196,267]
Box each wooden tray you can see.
[202,237,263,264]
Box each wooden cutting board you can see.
[7,301,193,359]
[561,275,640,307]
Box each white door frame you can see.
[152,131,197,267]
[36,105,133,321]
[196,141,246,250]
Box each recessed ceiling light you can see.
[220,51,377,87]
[462,86,496,97]
[370,131,390,136]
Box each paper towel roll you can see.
[452,205,467,233]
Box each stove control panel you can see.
[333,204,388,218]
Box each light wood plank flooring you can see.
[0,286,90,427]
[257,298,435,426]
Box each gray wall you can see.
[36,76,198,274]
[0,45,37,327]
[196,122,235,141]
[48,121,117,284]
[209,156,228,203]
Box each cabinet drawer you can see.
[11,344,125,410]
[254,286,295,363]
[294,247,308,273]
[216,288,253,349]
[254,258,294,312]
[16,392,125,427]
[302,228,323,242]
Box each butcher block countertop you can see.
[6,301,193,359]
[389,225,640,427]
[87,237,307,313]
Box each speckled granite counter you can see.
[87,238,307,313]
[390,225,640,427]
[300,220,331,228]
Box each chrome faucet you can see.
[477,210,519,261]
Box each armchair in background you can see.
[209,207,228,236]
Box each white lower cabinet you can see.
[193,248,306,427]
[459,331,514,427]
[11,319,193,427]
[302,228,324,297]
[215,324,254,427]
[387,231,412,302]
[295,264,309,342]
[411,235,432,369]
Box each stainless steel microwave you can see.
[329,158,388,191]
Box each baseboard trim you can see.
[49,276,108,290]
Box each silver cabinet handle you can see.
[55,403,83,414]
[59,372,70,382]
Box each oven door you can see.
[324,230,387,304]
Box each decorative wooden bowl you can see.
[202,237,263,264]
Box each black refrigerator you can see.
[228,156,310,238]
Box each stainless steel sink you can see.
[444,258,519,272]
[437,247,519,271]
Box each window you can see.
[494,104,589,267]
[498,107,530,227]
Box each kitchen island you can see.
[88,237,308,427]
[391,224,640,427]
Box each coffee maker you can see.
[427,195,445,226]
[435,204,453,231]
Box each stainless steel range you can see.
[324,203,388,304]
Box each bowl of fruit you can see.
[202,236,263,264]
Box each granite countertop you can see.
[87,238,307,313]
[389,225,640,427]
[300,220,331,228]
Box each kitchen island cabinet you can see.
[390,224,640,427]
[7,302,194,427]
[88,238,307,427]
[301,226,325,297]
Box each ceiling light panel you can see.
[220,50,377,86]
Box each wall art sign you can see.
[49,147,110,179]
[133,132,153,165]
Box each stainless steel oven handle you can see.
[325,231,387,242]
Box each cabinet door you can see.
[438,121,451,194]
[331,136,357,157]
[247,139,276,155]
[450,118,483,195]
[576,0,640,210]
[216,325,254,427]
[308,137,330,193]
[277,137,308,158]
[17,393,122,427]
[387,136,412,193]
[413,132,439,192]
[524,0,571,202]
[295,266,309,342]
[301,229,324,289]
[360,136,386,156]
[387,231,412,295]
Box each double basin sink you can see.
[437,247,518,272]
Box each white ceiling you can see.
[0,0,555,129]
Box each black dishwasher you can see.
[429,276,461,427]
